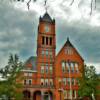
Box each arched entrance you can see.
[23,90,31,100]
[44,91,53,100]
[33,91,41,100]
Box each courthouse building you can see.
[20,12,84,100]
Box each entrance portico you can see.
[23,90,53,100]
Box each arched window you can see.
[41,78,44,86]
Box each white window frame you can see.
[63,90,67,99]
[41,66,44,74]
[63,78,67,85]
[66,62,70,72]
[45,49,49,56]
[24,73,28,76]
[45,79,48,86]
[28,79,32,85]
[41,78,44,86]
[75,63,79,72]
[72,78,75,85]
[71,63,74,73]
[49,79,53,86]
[41,50,45,56]
[62,62,66,73]
[49,66,53,74]
[67,78,70,85]
[28,73,32,76]
[45,64,48,73]
[24,79,32,85]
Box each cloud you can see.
[0,2,38,67]
[0,0,100,73]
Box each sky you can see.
[0,0,100,73]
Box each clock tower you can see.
[37,12,56,86]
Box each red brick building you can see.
[20,12,84,100]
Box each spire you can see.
[44,0,48,12]
[66,37,73,47]
[40,12,54,23]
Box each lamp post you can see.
[58,79,63,100]
[68,60,72,100]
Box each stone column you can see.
[41,91,44,100]
[48,94,51,100]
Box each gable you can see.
[56,39,84,62]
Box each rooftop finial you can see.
[67,37,69,41]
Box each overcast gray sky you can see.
[0,0,100,73]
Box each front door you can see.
[44,95,49,100]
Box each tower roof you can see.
[40,12,54,23]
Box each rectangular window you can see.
[41,66,44,74]
[29,73,32,76]
[45,79,48,86]
[74,90,77,99]
[72,78,75,85]
[71,63,74,73]
[67,90,70,99]
[72,90,76,98]
[76,78,79,85]
[45,49,49,56]
[63,78,67,85]
[49,51,52,57]
[63,90,67,99]
[24,73,28,76]
[50,66,53,74]
[41,50,45,56]
[46,37,48,45]
[29,79,32,85]
[50,37,52,45]
[42,36,45,45]
[24,79,32,85]
[45,64,48,73]
[67,78,70,85]
[24,80,26,85]
[62,61,66,73]
[49,79,53,86]
[75,63,79,72]
[66,62,70,73]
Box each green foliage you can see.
[78,65,99,98]
[0,54,23,99]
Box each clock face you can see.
[44,25,50,32]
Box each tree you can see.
[0,54,23,100]
[78,65,98,100]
